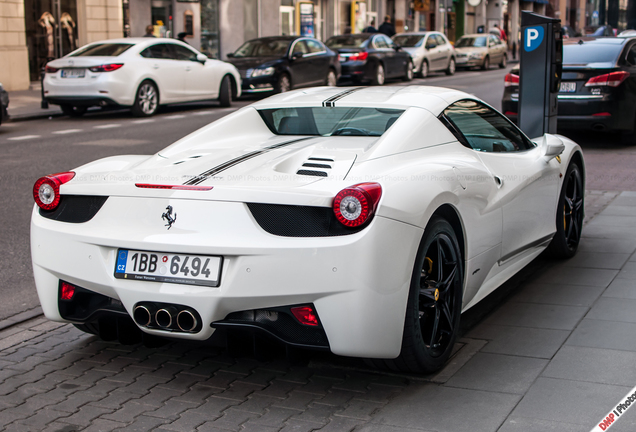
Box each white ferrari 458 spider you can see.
[31,86,585,373]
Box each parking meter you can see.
[518,11,562,138]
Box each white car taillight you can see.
[33,172,75,211]
[333,182,382,227]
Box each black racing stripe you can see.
[322,87,365,107]
[184,137,312,185]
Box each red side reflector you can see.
[291,306,319,326]
[60,282,75,300]
[592,112,612,117]
[135,184,213,191]
[504,111,518,116]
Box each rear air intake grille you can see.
[296,169,328,177]
[246,203,365,237]
[39,195,108,223]
[296,157,334,177]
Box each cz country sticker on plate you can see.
[114,249,222,287]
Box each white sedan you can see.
[31,86,584,373]
[43,38,241,117]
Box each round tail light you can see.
[33,172,75,211]
[333,182,382,227]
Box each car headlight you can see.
[251,67,275,77]
[469,53,484,59]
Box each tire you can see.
[445,58,456,75]
[131,80,159,117]
[481,56,490,70]
[60,104,87,117]
[499,54,507,68]
[326,69,337,86]
[545,160,584,259]
[403,60,414,81]
[384,216,464,373]
[218,75,232,107]
[276,73,291,93]
[419,59,429,78]
[371,63,385,86]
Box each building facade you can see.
[1,0,635,91]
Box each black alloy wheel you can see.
[373,217,463,373]
[546,161,584,258]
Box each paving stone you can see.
[104,365,152,384]
[4,353,51,371]
[249,406,298,427]
[93,356,140,372]
[55,390,106,413]
[277,367,314,384]
[498,416,593,432]
[370,384,521,432]
[334,398,384,420]
[511,377,634,427]
[257,379,298,399]
[18,408,70,428]
[190,396,239,416]
[146,399,199,420]
[200,370,244,389]
[88,389,140,410]
[172,383,219,404]
[510,282,604,307]
[58,404,114,427]
[583,224,636,240]
[152,362,195,380]
[278,419,322,432]
[299,376,339,395]
[314,417,365,432]
[272,391,319,411]
[120,374,165,395]
[186,359,223,377]
[602,278,636,299]
[587,297,636,323]
[39,421,85,432]
[314,389,357,406]
[543,345,636,386]
[355,384,403,403]
[160,410,216,431]
[482,301,588,330]
[291,402,341,425]
[598,204,636,217]
[445,352,548,394]
[237,369,281,386]
[136,386,184,407]
[190,423,229,432]
[468,324,571,358]
[356,424,436,432]
[533,266,618,287]
[234,393,277,414]
[78,418,126,432]
[0,404,36,427]
[207,407,259,429]
[113,414,169,431]
[561,251,630,269]
[566,318,636,352]
[216,381,264,401]
[240,422,281,432]
[331,373,372,393]
[101,400,157,422]
[587,215,636,227]
[63,369,116,387]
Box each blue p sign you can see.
[524,26,544,52]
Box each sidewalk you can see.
[6,84,63,121]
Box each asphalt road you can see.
[0,65,634,321]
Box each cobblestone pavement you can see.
[2,190,635,432]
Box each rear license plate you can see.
[560,82,576,92]
[61,69,86,78]
[114,249,222,287]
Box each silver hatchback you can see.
[393,32,456,77]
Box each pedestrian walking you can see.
[364,18,377,33]
[144,25,155,37]
[177,32,188,43]
[494,23,507,41]
[378,15,396,37]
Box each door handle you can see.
[153,64,159,69]
[494,175,504,188]
[185,67,191,72]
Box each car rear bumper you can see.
[43,72,134,106]
[31,196,422,358]
[46,96,122,107]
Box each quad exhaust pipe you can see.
[133,302,201,333]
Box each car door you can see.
[373,35,397,77]
[435,34,453,69]
[139,43,187,102]
[304,39,330,85]
[384,35,409,77]
[488,35,504,64]
[424,35,443,71]
[288,39,313,88]
[443,99,561,264]
[171,44,217,100]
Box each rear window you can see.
[563,43,623,64]
[326,36,369,49]
[71,43,133,57]
[259,107,405,136]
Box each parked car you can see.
[502,37,636,143]
[586,25,615,37]
[0,83,8,126]
[226,36,340,94]
[392,31,456,77]
[326,33,413,85]
[561,25,581,38]
[43,38,241,117]
[31,85,584,374]
[454,33,507,70]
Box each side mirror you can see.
[196,53,208,63]
[542,136,565,161]
[291,51,304,60]
[226,53,235,58]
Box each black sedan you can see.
[325,33,413,85]
[502,37,636,143]
[0,82,8,126]
[226,36,340,94]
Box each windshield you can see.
[259,107,405,136]
[326,36,368,49]
[455,37,487,48]
[233,39,291,57]
[563,43,622,64]
[70,43,133,57]
[392,35,424,47]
